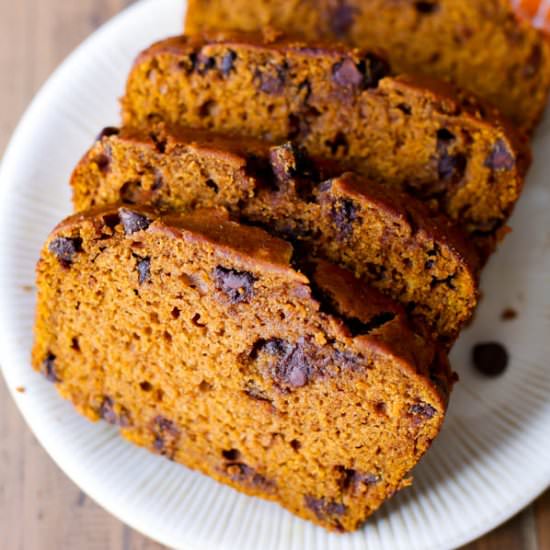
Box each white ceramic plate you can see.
[1,1,549,548]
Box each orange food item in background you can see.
[513,0,550,31]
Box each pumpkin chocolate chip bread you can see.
[184,0,550,133]
[121,33,530,255]
[71,126,479,341]
[33,205,454,532]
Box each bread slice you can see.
[121,33,530,256]
[184,0,550,133]
[33,205,453,532]
[71,126,479,342]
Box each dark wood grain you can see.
[0,1,548,549]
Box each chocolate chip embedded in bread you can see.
[96,126,120,141]
[331,198,359,239]
[220,50,237,75]
[214,266,257,303]
[41,353,59,382]
[136,257,151,285]
[49,237,83,267]
[332,58,363,88]
[119,208,152,235]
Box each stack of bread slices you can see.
[33,0,547,532]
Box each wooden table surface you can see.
[0,1,548,548]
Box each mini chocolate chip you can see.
[119,208,151,235]
[472,342,509,377]
[96,127,120,141]
[430,273,456,290]
[195,52,216,75]
[152,415,180,456]
[149,132,167,154]
[95,153,111,174]
[220,50,237,75]
[304,495,346,519]
[136,257,151,285]
[397,103,412,115]
[337,466,380,493]
[331,198,359,239]
[328,1,357,37]
[205,178,219,193]
[409,401,437,419]
[325,132,349,155]
[41,353,59,382]
[332,58,363,87]
[484,139,515,171]
[437,128,455,142]
[214,266,257,304]
[99,397,118,425]
[49,237,83,267]
[415,1,439,13]
[425,259,436,270]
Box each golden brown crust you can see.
[184,0,550,133]
[33,205,452,531]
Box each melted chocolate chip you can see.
[96,126,120,141]
[409,401,437,419]
[472,342,509,377]
[304,495,347,519]
[332,58,363,87]
[119,208,152,235]
[119,180,143,204]
[136,257,151,285]
[360,54,391,88]
[220,50,237,75]
[484,139,515,171]
[253,337,313,388]
[331,198,359,239]
[195,52,216,75]
[328,1,357,37]
[41,353,59,382]
[438,150,467,181]
[49,237,83,267]
[214,266,257,304]
[95,153,111,174]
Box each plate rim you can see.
[0,0,548,548]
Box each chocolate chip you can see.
[328,1,357,37]
[99,396,130,426]
[409,401,437,419]
[136,257,151,285]
[437,128,455,142]
[119,208,151,235]
[195,52,216,75]
[214,266,257,304]
[95,153,111,174]
[41,353,59,382]
[415,1,439,13]
[152,415,180,456]
[484,139,515,171]
[337,466,380,494]
[96,126,120,141]
[425,258,436,270]
[331,198,359,239]
[472,342,509,377]
[149,132,167,154]
[244,153,277,188]
[397,103,412,115]
[255,63,287,95]
[49,237,82,267]
[304,495,347,519]
[332,58,363,87]
[220,50,237,75]
[253,338,312,388]
[224,462,275,491]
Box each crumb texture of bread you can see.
[32,205,453,532]
[121,34,530,257]
[72,128,479,341]
[184,0,550,133]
